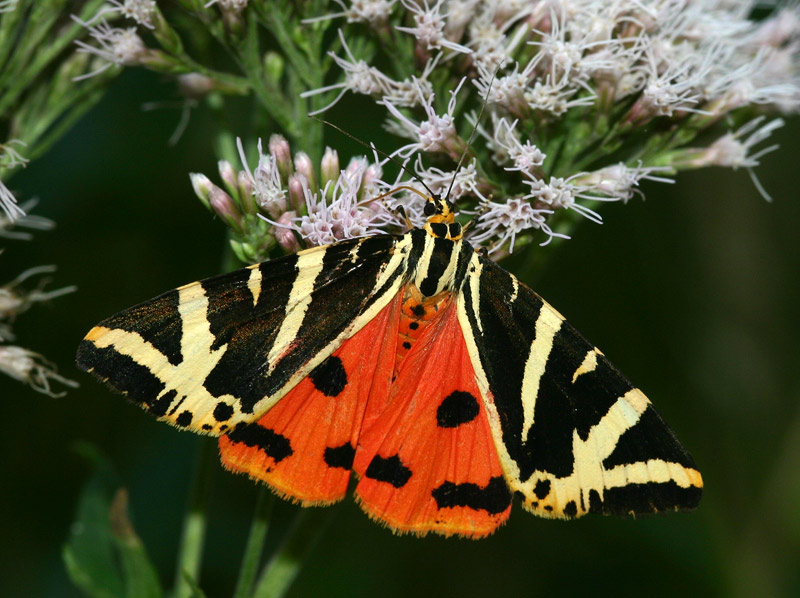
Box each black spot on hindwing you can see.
[563,500,578,517]
[227,422,293,463]
[309,356,348,397]
[323,443,356,470]
[365,454,412,488]
[432,477,511,515]
[436,391,480,428]
[176,411,193,427]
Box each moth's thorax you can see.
[394,285,453,378]
[411,232,464,298]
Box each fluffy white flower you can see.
[73,19,147,80]
[396,0,471,54]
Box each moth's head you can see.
[423,194,462,241]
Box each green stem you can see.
[251,507,336,598]
[233,488,276,598]
[172,439,216,598]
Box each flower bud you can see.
[208,186,243,233]
[294,152,317,192]
[178,73,216,99]
[288,174,308,213]
[237,170,254,204]
[269,135,293,184]
[320,147,339,196]
[275,211,300,252]
[218,160,239,198]
[189,173,213,208]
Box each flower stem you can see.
[173,439,216,598]
[233,488,276,598]
[251,506,337,598]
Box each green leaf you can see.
[62,445,125,598]
[110,489,163,598]
[180,570,209,598]
[62,443,163,598]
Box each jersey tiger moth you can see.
[76,191,702,538]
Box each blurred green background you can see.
[1,69,799,597]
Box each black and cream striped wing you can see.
[77,234,412,435]
[457,253,703,518]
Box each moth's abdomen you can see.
[394,285,453,378]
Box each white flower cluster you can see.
[301,0,800,252]
[0,140,28,223]
[73,18,148,80]
[0,265,77,396]
[190,135,400,257]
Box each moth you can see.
[77,190,702,538]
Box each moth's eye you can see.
[423,202,437,217]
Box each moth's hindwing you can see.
[76,234,409,435]
[458,253,703,519]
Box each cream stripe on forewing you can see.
[456,289,523,484]
[566,388,650,497]
[520,305,564,440]
[466,253,483,334]
[266,248,327,368]
[244,234,414,417]
[247,263,262,306]
[85,284,236,432]
[509,275,519,303]
[572,348,600,383]
[514,386,703,515]
[178,284,219,362]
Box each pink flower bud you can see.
[320,147,339,188]
[218,160,239,195]
[275,211,300,252]
[294,151,317,192]
[237,171,253,202]
[189,173,213,208]
[209,186,243,233]
[269,134,293,184]
[288,174,308,212]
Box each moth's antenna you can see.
[444,68,501,203]
[312,116,437,199]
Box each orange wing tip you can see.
[353,492,509,539]
[83,326,111,343]
[687,468,704,488]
